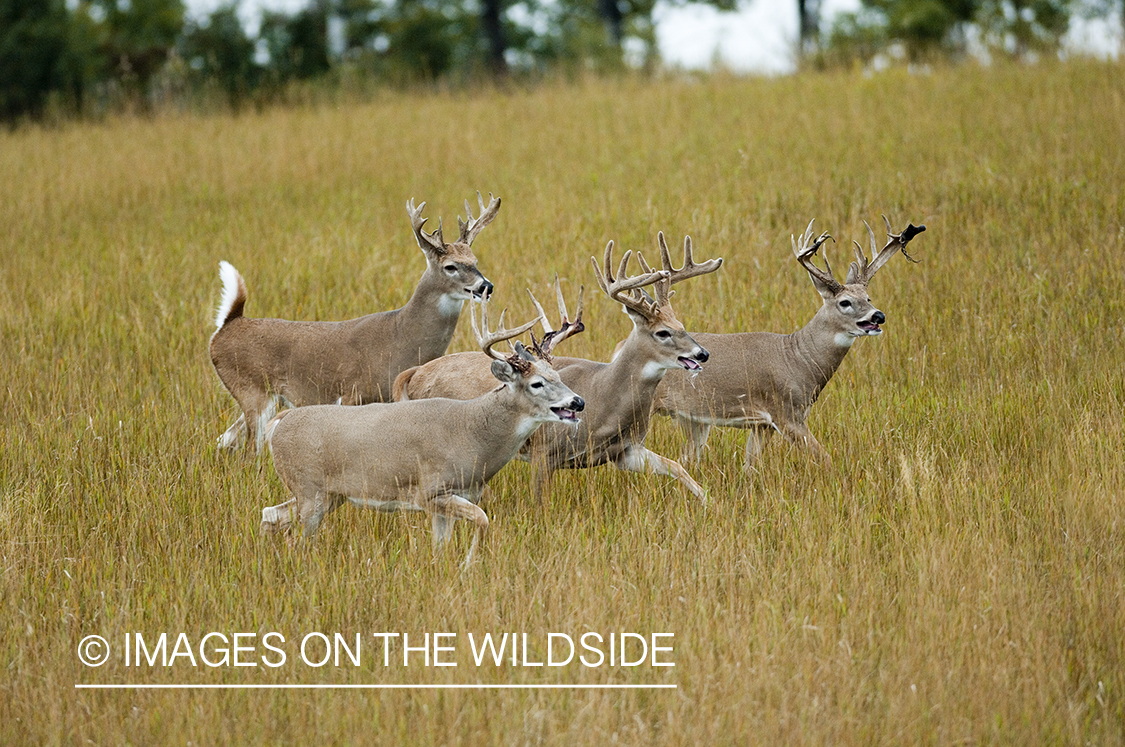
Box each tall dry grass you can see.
[1,61,1124,744]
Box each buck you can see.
[260,294,585,568]
[654,216,925,473]
[209,192,500,452]
[396,233,722,501]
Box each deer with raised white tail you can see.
[395,233,722,501]
[210,193,500,452]
[260,294,585,568]
[654,216,925,473]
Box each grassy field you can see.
[2,61,1124,744]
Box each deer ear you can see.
[808,270,838,300]
[513,342,535,362]
[490,358,518,384]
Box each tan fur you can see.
[654,217,925,473]
[210,194,500,452]
[260,300,584,568]
[397,233,722,501]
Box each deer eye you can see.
[655,330,672,340]
[443,264,457,274]
[530,380,544,389]
[840,300,852,309]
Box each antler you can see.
[638,232,724,309]
[590,240,669,321]
[470,291,543,372]
[792,219,841,295]
[406,198,446,255]
[847,215,925,286]
[527,275,585,361]
[457,191,501,246]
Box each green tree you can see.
[95,0,184,99]
[0,0,102,121]
[179,4,260,106]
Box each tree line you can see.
[2,0,1121,122]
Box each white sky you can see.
[185,0,1122,75]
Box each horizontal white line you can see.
[76,683,676,690]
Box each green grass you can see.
[2,61,1124,744]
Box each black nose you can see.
[571,397,585,412]
[480,279,494,296]
[872,310,886,325]
[696,348,709,363]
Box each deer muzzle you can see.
[677,346,709,371]
[551,396,585,422]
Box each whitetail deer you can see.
[260,294,584,568]
[210,193,500,452]
[393,273,586,402]
[654,216,925,473]
[396,234,722,501]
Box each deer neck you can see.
[588,331,667,431]
[393,268,464,356]
[787,308,855,398]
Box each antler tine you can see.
[669,233,723,284]
[852,215,926,285]
[471,290,543,363]
[591,240,669,321]
[529,276,586,360]
[792,219,842,294]
[458,191,501,245]
[406,198,446,254]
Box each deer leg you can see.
[782,424,832,465]
[742,427,775,474]
[218,413,248,450]
[674,415,712,462]
[261,498,297,533]
[425,493,490,569]
[296,490,343,537]
[617,446,708,503]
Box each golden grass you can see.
[2,61,1124,744]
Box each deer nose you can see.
[480,278,494,296]
[695,347,709,363]
[871,310,886,325]
[570,396,585,412]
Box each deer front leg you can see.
[673,415,712,463]
[617,446,708,503]
[425,493,490,569]
[742,426,775,474]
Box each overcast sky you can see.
[185,0,1121,75]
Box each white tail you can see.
[655,216,925,472]
[210,193,500,452]
[260,293,584,568]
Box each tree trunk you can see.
[797,0,820,55]
[599,0,624,47]
[481,0,508,76]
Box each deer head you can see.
[793,216,925,344]
[470,291,584,424]
[593,232,722,374]
[407,192,499,302]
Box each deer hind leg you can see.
[425,493,489,569]
[782,423,832,466]
[261,498,298,533]
[674,415,712,463]
[617,446,708,503]
[218,413,248,450]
